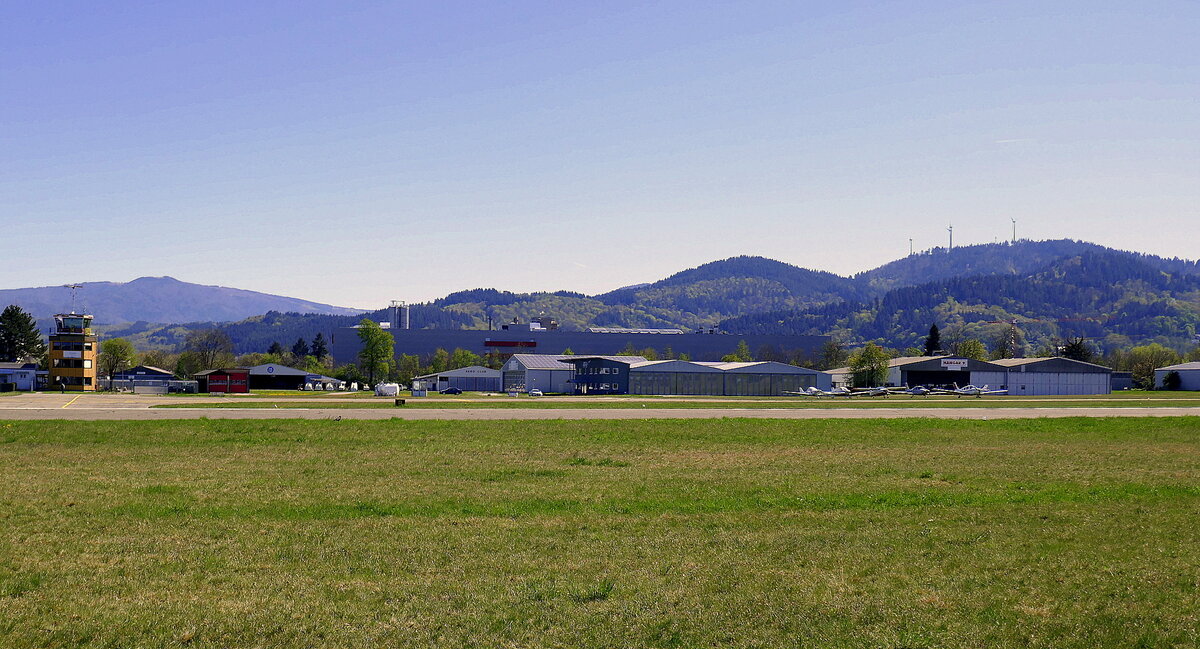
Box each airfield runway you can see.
[2,393,1199,421]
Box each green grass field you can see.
[2,417,1199,647]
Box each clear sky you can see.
[3,1,1197,308]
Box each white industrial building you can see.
[0,362,41,391]
[988,357,1113,395]
[1154,362,1200,390]
[830,356,1112,395]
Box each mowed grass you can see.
[1,418,1199,648]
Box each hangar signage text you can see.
[941,359,969,371]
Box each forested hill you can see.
[721,250,1200,353]
[42,240,1200,354]
[858,240,1200,294]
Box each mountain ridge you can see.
[4,240,1199,355]
[0,276,363,324]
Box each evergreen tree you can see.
[1061,337,1095,363]
[310,332,328,360]
[267,341,285,356]
[291,337,310,358]
[923,324,941,356]
[0,305,45,362]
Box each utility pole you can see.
[947,225,954,251]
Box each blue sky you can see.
[3,1,1196,308]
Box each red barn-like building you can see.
[194,368,250,393]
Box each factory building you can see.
[563,357,832,396]
[501,354,647,394]
[829,356,1112,395]
[411,365,503,392]
[330,315,828,366]
[1154,362,1200,390]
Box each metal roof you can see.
[988,357,1113,371]
[412,365,502,380]
[1156,361,1200,372]
[829,356,982,374]
[586,327,685,334]
[193,367,250,376]
[629,360,725,372]
[509,354,648,370]
[115,365,174,376]
[248,363,310,377]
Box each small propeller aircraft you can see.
[945,384,1008,398]
[785,386,857,398]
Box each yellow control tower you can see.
[48,313,97,391]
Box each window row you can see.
[51,342,94,351]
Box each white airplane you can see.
[851,386,901,397]
[892,385,938,397]
[786,386,856,398]
[947,384,1008,398]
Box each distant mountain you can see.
[12,240,1198,356]
[0,276,362,324]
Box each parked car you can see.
[442,387,463,395]
[528,389,543,397]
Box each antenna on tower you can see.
[1011,218,1017,244]
[947,225,954,251]
[64,284,83,314]
[909,238,914,256]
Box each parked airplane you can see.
[785,386,857,398]
[946,384,1008,398]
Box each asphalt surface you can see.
[2,393,1200,420]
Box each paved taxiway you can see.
[2,393,1199,421]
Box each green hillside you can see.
[54,240,1200,356]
